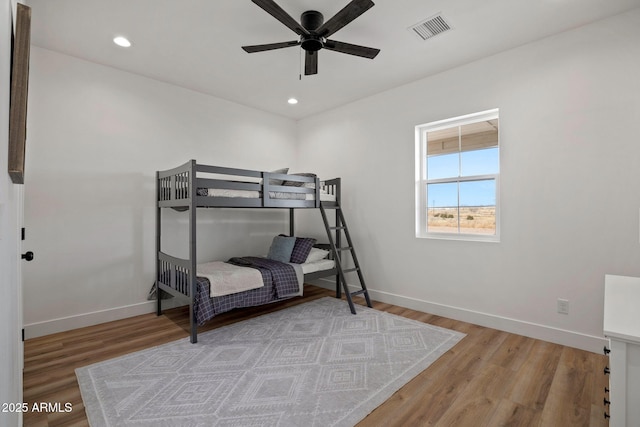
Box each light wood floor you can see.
[23,285,609,426]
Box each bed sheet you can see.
[197,188,336,202]
[301,258,336,274]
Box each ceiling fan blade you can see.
[251,0,309,36]
[324,39,380,59]
[242,40,300,53]
[305,50,318,75]
[316,0,374,38]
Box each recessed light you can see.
[287,98,298,105]
[113,36,131,47]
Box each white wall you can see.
[296,9,640,352]
[1,0,22,424]
[23,47,298,336]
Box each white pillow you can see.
[305,247,330,262]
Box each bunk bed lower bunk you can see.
[156,160,342,343]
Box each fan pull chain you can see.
[299,47,302,80]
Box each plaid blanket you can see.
[194,257,299,325]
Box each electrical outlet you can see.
[557,298,569,315]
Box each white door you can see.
[1,0,26,423]
[16,184,25,426]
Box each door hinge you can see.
[21,227,25,241]
[22,328,25,342]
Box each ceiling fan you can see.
[242,0,380,76]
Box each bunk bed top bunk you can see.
[157,160,340,210]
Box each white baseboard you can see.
[313,278,607,354]
[23,298,183,340]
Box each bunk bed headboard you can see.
[157,160,194,207]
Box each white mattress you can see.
[301,258,335,274]
[205,188,336,202]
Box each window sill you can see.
[417,232,500,243]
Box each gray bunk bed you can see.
[156,160,371,343]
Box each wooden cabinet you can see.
[603,275,640,426]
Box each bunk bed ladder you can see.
[320,201,372,314]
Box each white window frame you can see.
[415,108,500,242]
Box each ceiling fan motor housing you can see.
[301,10,324,30]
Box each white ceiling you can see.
[26,0,640,120]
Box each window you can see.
[415,109,500,241]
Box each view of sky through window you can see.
[427,147,498,208]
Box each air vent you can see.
[409,14,452,41]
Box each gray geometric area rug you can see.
[76,297,465,427]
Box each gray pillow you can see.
[267,235,296,263]
[267,167,289,186]
[283,172,316,187]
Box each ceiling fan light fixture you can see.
[300,34,325,52]
[113,36,132,47]
[287,98,299,105]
